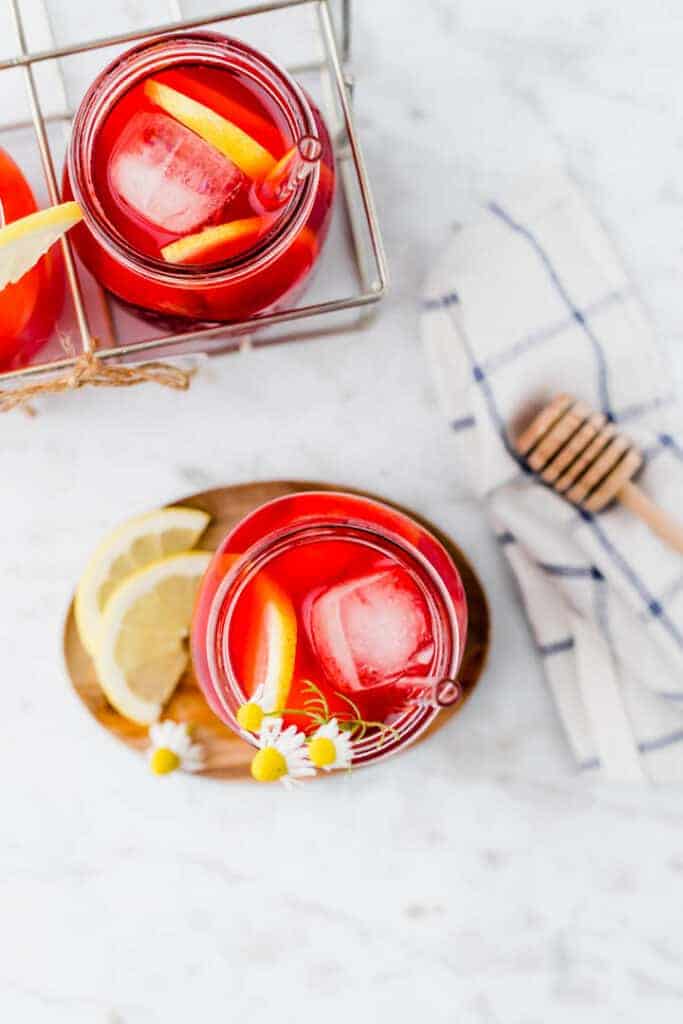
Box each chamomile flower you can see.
[250,717,315,788]
[236,684,266,734]
[307,718,353,771]
[148,720,205,775]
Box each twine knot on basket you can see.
[0,337,195,414]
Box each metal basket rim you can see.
[0,0,388,385]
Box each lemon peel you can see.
[0,201,82,290]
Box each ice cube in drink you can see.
[304,560,434,694]
[109,111,244,235]
[225,542,438,728]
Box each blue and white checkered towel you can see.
[421,171,683,782]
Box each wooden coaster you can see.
[63,481,491,779]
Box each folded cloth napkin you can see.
[421,171,683,782]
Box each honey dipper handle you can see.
[618,482,683,555]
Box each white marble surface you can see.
[3,1,683,1021]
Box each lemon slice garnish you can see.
[243,572,297,714]
[144,79,275,179]
[0,201,82,290]
[75,506,210,656]
[161,216,267,265]
[95,551,212,724]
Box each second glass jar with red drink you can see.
[0,149,63,370]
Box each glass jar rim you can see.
[203,514,463,763]
[67,30,320,287]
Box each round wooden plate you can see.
[63,481,491,779]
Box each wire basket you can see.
[0,0,388,388]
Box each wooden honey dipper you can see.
[514,394,683,555]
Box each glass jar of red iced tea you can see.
[0,149,63,370]
[191,492,469,767]
[65,32,335,322]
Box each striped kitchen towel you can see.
[421,171,683,782]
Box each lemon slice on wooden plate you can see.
[0,201,82,290]
[95,551,212,725]
[75,506,210,656]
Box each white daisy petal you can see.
[182,747,205,772]
[334,740,353,769]
[174,722,190,743]
[284,747,315,780]
[158,721,174,743]
[281,736,303,758]
[316,719,339,740]
[259,717,283,746]
[308,717,354,771]
[148,722,165,746]
[173,732,190,755]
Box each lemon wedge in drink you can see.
[241,572,297,714]
[144,78,275,179]
[95,551,212,725]
[161,215,268,265]
[76,506,210,656]
[0,201,82,290]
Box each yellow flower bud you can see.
[251,747,287,783]
[150,747,181,775]
[237,702,265,733]
[308,736,336,768]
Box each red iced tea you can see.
[66,33,335,321]
[0,149,63,370]
[192,492,468,766]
